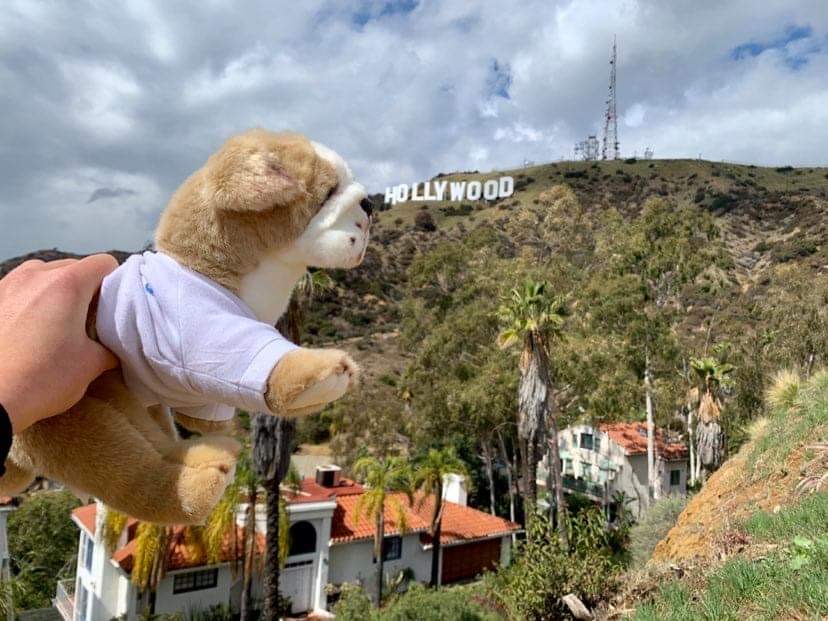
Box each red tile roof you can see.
[72,504,262,573]
[599,422,688,460]
[329,490,520,546]
[283,477,364,504]
[72,478,520,573]
[113,526,264,573]
[331,492,430,544]
[416,495,520,546]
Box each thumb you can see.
[88,342,119,378]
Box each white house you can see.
[538,422,689,519]
[56,466,519,619]
[1,496,16,621]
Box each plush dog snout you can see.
[359,197,373,217]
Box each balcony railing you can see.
[562,475,605,499]
[54,578,75,621]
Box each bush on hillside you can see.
[8,490,81,610]
[629,495,688,567]
[333,582,497,620]
[414,210,437,232]
[483,511,621,620]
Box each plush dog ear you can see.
[206,130,316,212]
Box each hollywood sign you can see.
[384,176,514,206]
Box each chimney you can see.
[316,465,342,488]
[442,473,467,506]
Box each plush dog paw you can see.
[265,347,358,415]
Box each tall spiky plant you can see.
[352,456,414,606]
[690,356,735,482]
[412,447,468,587]
[497,279,567,545]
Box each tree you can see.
[7,491,80,610]
[412,447,468,586]
[584,199,723,505]
[203,450,264,621]
[497,280,567,544]
[253,269,334,619]
[352,456,414,605]
[690,355,734,482]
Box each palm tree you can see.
[204,450,261,621]
[497,280,567,544]
[131,523,171,614]
[412,447,468,587]
[101,507,171,614]
[352,456,414,606]
[101,450,270,619]
[690,356,734,483]
[253,268,335,619]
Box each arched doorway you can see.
[282,521,317,613]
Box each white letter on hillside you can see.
[450,181,466,201]
[483,179,499,200]
[467,181,482,201]
[499,176,514,198]
[434,180,447,200]
[395,184,410,204]
[384,186,396,206]
[411,182,423,201]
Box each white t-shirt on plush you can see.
[96,251,298,421]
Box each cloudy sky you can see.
[1,0,827,258]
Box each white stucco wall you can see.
[328,533,433,600]
[539,425,688,519]
[152,565,236,617]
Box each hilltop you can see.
[305,158,828,343]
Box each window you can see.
[82,533,93,571]
[288,521,317,556]
[382,536,402,561]
[670,469,681,487]
[77,584,89,621]
[579,433,594,450]
[173,568,219,594]
[580,462,592,479]
[564,459,573,475]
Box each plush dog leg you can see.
[264,347,358,415]
[0,457,35,496]
[14,372,239,524]
[174,411,235,435]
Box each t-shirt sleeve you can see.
[176,313,299,414]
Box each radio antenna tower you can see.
[602,36,619,160]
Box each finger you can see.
[68,254,119,301]
[11,259,45,275]
[41,258,79,270]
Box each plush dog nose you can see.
[359,197,373,217]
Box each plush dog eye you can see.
[324,184,338,203]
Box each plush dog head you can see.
[155,129,371,299]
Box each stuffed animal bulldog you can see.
[0,129,370,523]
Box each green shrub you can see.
[629,495,688,567]
[8,491,81,610]
[333,582,498,620]
[771,238,818,262]
[483,511,621,620]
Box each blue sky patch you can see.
[731,24,813,61]
[352,0,418,27]
[487,59,513,99]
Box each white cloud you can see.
[1,0,827,256]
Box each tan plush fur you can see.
[1,129,366,524]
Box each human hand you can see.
[0,255,119,433]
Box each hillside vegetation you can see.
[626,370,828,620]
